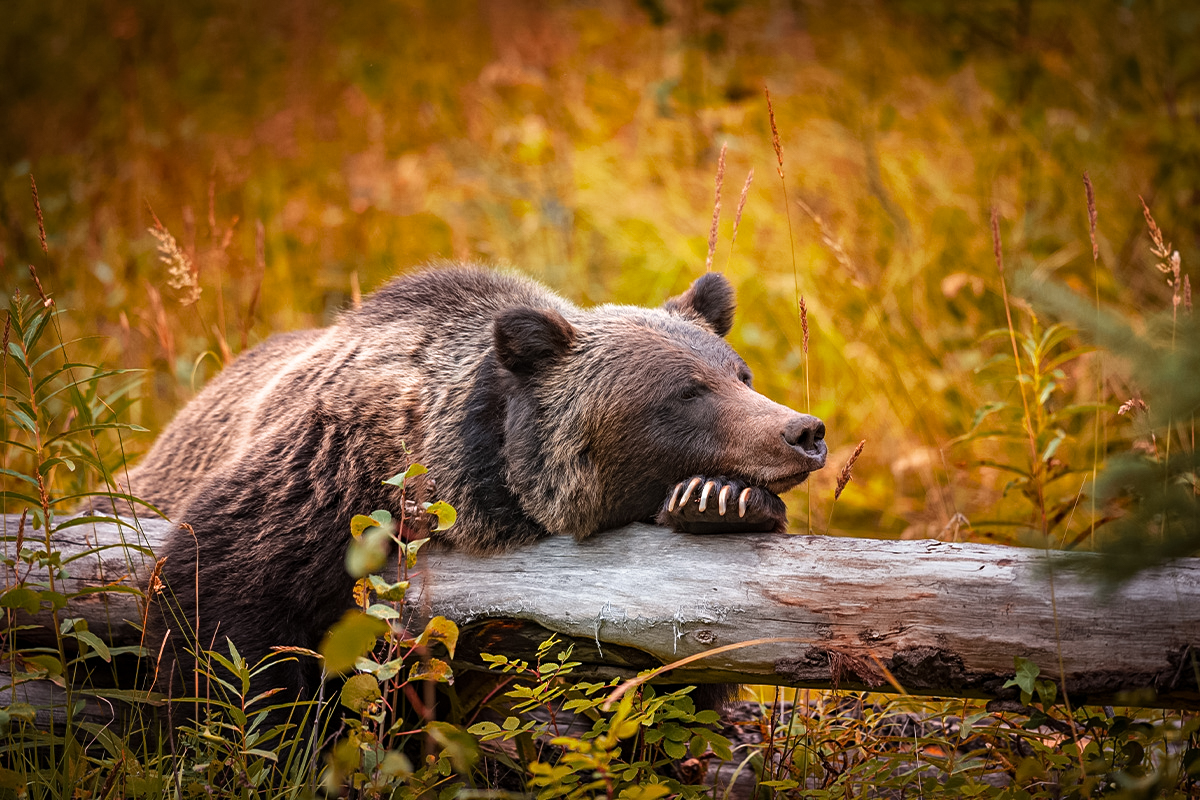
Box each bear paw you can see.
[656,476,787,534]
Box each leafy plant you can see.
[951,311,1102,544]
[2,247,160,793]
[469,635,733,798]
[1021,206,1200,580]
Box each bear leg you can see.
[656,475,787,534]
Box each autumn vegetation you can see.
[2,0,1199,796]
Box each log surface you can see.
[2,514,1198,708]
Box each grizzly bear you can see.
[131,266,827,706]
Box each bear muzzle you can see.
[784,414,827,469]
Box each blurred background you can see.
[3,0,1198,545]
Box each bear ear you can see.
[493,308,577,375]
[663,272,736,337]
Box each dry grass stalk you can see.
[940,511,971,542]
[1184,275,1192,314]
[212,324,232,363]
[834,439,866,501]
[729,169,753,261]
[991,206,1045,534]
[241,220,267,349]
[207,176,218,236]
[766,85,808,530]
[350,270,363,310]
[143,281,176,366]
[796,197,860,281]
[706,143,726,272]
[148,205,201,306]
[1083,171,1098,262]
[29,174,47,255]
[182,205,197,265]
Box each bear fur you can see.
[131,266,827,703]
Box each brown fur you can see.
[134,266,826,704]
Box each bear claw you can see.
[658,475,788,534]
[679,476,702,507]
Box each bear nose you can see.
[784,415,827,465]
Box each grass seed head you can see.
[149,223,201,306]
[29,174,47,255]
[990,206,1004,275]
[1184,275,1192,314]
[1117,397,1148,416]
[799,294,809,355]
[1139,196,1172,261]
[834,439,866,501]
[766,86,784,181]
[731,168,753,250]
[1083,171,1098,262]
[28,265,52,308]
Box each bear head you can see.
[492,273,828,539]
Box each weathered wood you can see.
[2,514,1199,710]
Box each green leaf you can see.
[345,526,390,578]
[403,537,430,569]
[423,500,457,532]
[0,587,41,615]
[368,575,409,601]
[38,456,75,476]
[44,423,148,447]
[365,603,400,621]
[424,720,478,774]
[1040,430,1066,463]
[6,407,38,436]
[467,721,502,737]
[70,630,112,662]
[22,307,53,353]
[383,463,427,490]
[340,673,382,712]
[319,611,387,676]
[373,657,405,682]
[23,654,63,678]
[0,467,39,487]
[1003,656,1040,704]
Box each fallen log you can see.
[2,513,1198,715]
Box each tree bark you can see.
[2,514,1198,712]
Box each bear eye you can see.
[738,370,753,388]
[678,383,707,402]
